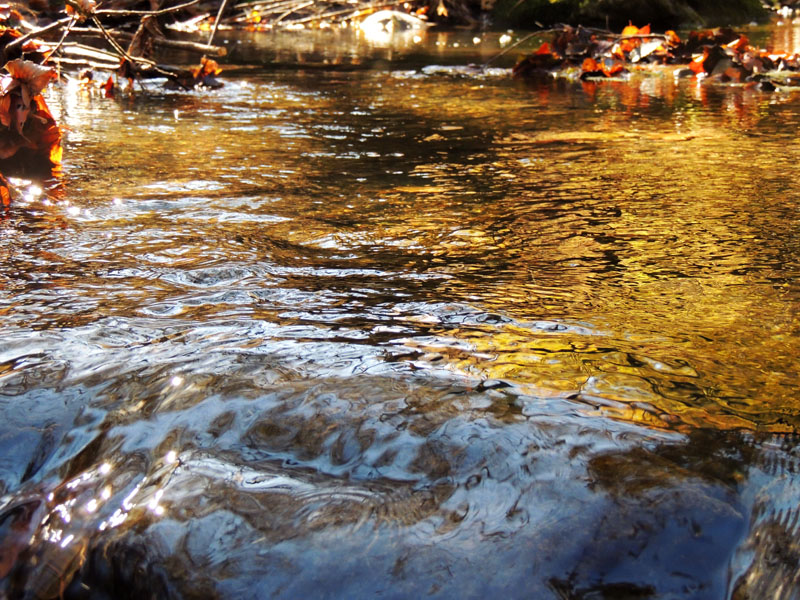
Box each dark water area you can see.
[1,23,800,599]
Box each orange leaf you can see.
[621,22,639,37]
[581,57,599,72]
[535,42,551,56]
[665,30,681,45]
[727,35,749,53]
[689,53,706,74]
[190,56,222,79]
[0,93,62,164]
[65,0,96,21]
[0,92,10,129]
[619,22,648,54]
[49,143,63,165]
[102,75,114,98]
[0,175,10,208]
[0,134,23,160]
[31,95,56,124]
[204,57,222,76]
[602,61,625,77]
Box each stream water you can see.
[1,23,800,599]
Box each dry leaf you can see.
[65,0,97,21]
[4,59,57,98]
[0,60,61,164]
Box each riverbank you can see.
[487,0,769,30]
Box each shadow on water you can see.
[2,25,800,599]
[2,368,799,599]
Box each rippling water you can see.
[1,25,800,599]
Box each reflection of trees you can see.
[729,433,800,600]
[4,372,799,599]
[553,430,800,600]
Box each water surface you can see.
[1,25,800,599]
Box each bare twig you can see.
[86,12,178,80]
[8,2,39,19]
[48,16,79,59]
[274,0,313,25]
[208,0,231,46]
[483,31,540,67]
[5,16,74,53]
[70,27,227,56]
[96,0,201,17]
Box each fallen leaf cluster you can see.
[78,69,116,97]
[0,11,50,65]
[513,23,800,90]
[0,58,61,168]
[165,56,224,90]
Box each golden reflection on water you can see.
[28,58,800,436]
[8,38,798,431]
[769,20,800,54]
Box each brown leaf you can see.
[65,0,97,21]
[4,59,57,98]
[0,61,61,164]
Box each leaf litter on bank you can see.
[512,22,800,92]
[0,0,237,206]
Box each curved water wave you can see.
[6,382,800,598]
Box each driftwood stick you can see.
[152,37,227,55]
[231,0,295,10]
[69,27,227,56]
[50,56,120,70]
[59,42,122,63]
[5,16,74,52]
[96,0,201,17]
